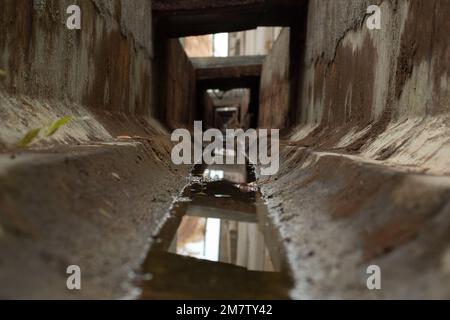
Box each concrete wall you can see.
[203,91,215,129]
[0,0,153,115]
[160,39,197,130]
[259,28,291,129]
[261,147,450,299]
[259,0,450,299]
[0,0,162,151]
[291,0,450,173]
[0,1,193,299]
[0,139,190,299]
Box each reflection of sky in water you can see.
[174,218,221,262]
[205,218,221,261]
[171,215,275,272]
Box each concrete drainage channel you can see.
[2,0,450,301]
[0,141,191,299]
[134,162,294,299]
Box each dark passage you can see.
[136,161,293,299]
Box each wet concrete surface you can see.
[0,141,191,299]
[260,147,450,299]
[136,163,293,300]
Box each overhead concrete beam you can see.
[153,0,265,12]
[192,55,265,81]
[197,76,260,91]
[153,0,307,37]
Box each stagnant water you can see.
[135,161,293,299]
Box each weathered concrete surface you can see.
[259,29,290,129]
[0,0,164,151]
[154,38,197,130]
[258,0,450,299]
[0,85,192,298]
[291,0,450,174]
[0,0,154,115]
[153,0,307,37]
[192,55,264,81]
[0,0,193,299]
[261,148,450,299]
[0,140,190,299]
[2,0,450,300]
[202,90,215,129]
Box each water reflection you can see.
[170,216,275,272]
[203,163,246,183]
[137,162,292,299]
[170,216,221,262]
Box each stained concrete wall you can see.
[261,147,450,299]
[259,28,291,129]
[291,0,450,173]
[2,0,450,300]
[203,91,215,129]
[260,0,450,299]
[0,0,153,115]
[0,0,161,151]
[159,39,197,130]
[0,1,192,299]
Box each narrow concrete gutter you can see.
[259,147,450,299]
[0,141,190,299]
